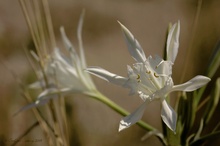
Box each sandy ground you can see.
[0,0,220,146]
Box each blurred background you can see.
[0,0,219,145]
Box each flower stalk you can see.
[86,91,156,131]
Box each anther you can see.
[146,70,151,74]
[136,74,141,83]
[154,72,159,78]
[136,74,140,80]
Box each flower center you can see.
[132,56,173,101]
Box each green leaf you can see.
[193,119,204,141]
[203,78,220,124]
[190,130,220,146]
[206,41,220,78]
[195,41,220,105]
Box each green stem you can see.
[166,129,181,146]
[85,91,167,145]
[88,91,155,131]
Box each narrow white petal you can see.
[60,26,96,90]
[37,87,82,102]
[60,27,75,53]
[119,101,148,131]
[161,99,177,132]
[14,86,84,116]
[60,27,80,64]
[76,11,97,90]
[14,88,77,116]
[118,21,146,63]
[86,67,127,86]
[77,9,86,69]
[29,81,45,89]
[37,88,59,100]
[53,48,76,74]
[172,75,211,92]
[166,21,180,63]
[13,100,49,116]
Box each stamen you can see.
[136,74,141,83]
[155,60,164,69]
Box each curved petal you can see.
[161,99,177,132]
[166,21,180,63]
[13,99,49,116]
[85,67,127,86]
[60,27,79,64]
[119,101,148,131]
[118,21,146,63]
[76,10,96,90]
[59,27,96,90]
[29,80,45,89]
[77,9,86,69]
[172,75,211,92]
[37,88,59,100]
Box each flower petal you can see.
[147,55,172,76]
[161,99,177,132]
[29,80,45,89]
[172,75,211,92]
[50,50,87,89]
[76,10,96,90]
[60,27,79,64]
[77,9,87,69]
[37,88,59,100]
[119,101,148,131]
[85,67,127,86]
[13,99,49,116]
[61,20,96,90]
[118,21,146,63]
[166,21,180,63]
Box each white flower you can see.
[86,21,211,132]
[29,11,96,106]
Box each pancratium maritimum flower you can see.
[31,12,96,103]
[86,21,211,132]
[15,12,96,114]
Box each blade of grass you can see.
[11,121,39,146]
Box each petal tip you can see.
[161,100,177,132]
[118,125,125,132]
[117,21,125,29]
[118,120,131,132]
[117,20,122,26]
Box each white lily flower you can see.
[86,21,211,132]
[19,12,96,113]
